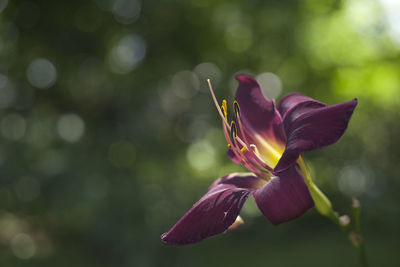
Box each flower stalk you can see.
[330,199,368,267]
[302,158,368,267]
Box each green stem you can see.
[357,243,368,267]
[297,158,368,267]
[326,213,368,267]
[351,197,368,267]
[324,201,368,267]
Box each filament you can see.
[207,79,272,179]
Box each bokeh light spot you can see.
[256,72,282,100]
[109,34,146,74]
[160,87,190,116]
[379,0,400,46]
[186,140,216,171]
[26,58,57,89]
[112,0,141,25]
[11,233,36,259]
[171,70,200,99]
[193,62,222,93]
[338,165,370,196]
[57,113,85,142]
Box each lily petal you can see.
[235,75,286,143]
[274,99,358,173]
[161,173,264,245]
[282,100,326,133]
[233,75,286,167]
[277,93,324,117]
[252,166,314,225]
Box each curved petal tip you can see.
[161,174,262,245]
[274,98,358,173]
[235,74,256,84]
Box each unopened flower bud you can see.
[339,215,351,227]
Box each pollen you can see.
[240,147,248,153]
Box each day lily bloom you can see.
[161,75,357,245]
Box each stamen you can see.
[222,121,254,171]
[207,79,249,150]
[221,99,228,121]
[234,104,273,172]
[230,121,237,139]
[228,124,271,180]
[207,79,231,130]
[250,144,259,154]
[207,79,248,149]
[232,100,252,153]
[233,100,241,119]
[224,122,271,181]
[207,78,272,178]
[248,142,272,172]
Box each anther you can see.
[230,121,237,140]
[221,99,228,121]
[207,79,230,129]
[240,147,248,153]
[233,100,241,119]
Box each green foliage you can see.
[0,0,399,266]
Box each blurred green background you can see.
[0,0,399,266]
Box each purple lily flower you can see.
[161,75,357,245]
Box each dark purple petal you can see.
[161,173,264,245]
[274,99,358,173]
[252,166,314,225]
[278,93,324,117]
[282,100,326,133]
[235,75,286,146]
[208,172,264,191]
